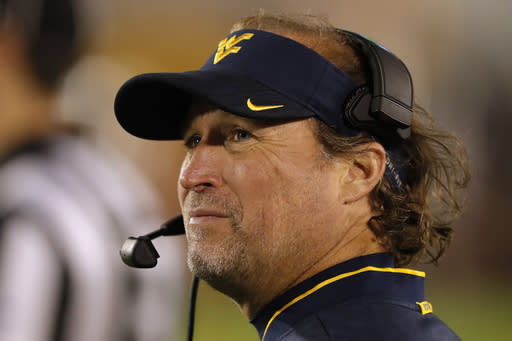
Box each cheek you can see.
[230,161,273,208]
[268,163,339,233]
[226,158,282,228]
[229,159,303,227]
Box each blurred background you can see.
[3,0,511,340]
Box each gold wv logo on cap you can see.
[214,33,254,64]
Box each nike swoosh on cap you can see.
[247,98,284,111]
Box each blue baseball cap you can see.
[114,29,360,140]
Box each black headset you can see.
[337,29,414,142]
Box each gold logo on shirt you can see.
[214,33,254,64]
[416,301,434,315]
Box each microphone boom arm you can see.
[120,216,185,268]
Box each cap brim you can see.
[114,70,314,140]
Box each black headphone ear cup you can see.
[342,86,372,130]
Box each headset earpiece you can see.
[337,29,413,142]
[343,85,372,129]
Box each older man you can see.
[115,14,469,341]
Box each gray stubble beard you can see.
[184,191,251,298]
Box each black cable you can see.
[187,276,199,341]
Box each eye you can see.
[232,128,253,142]
[184,134,202,148]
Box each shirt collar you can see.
[251,252,426,341]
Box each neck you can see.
[236,221,386,320]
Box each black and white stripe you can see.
[0,135,185,341]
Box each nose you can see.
[179,145,224,191]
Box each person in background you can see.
[114,14,470,340]
[0,0,184,340]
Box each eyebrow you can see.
[180,106,301,139]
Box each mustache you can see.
[184,191,243,227]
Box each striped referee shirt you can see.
[0,134,185,341]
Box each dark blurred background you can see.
[56,1,511,340]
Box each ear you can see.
[340,142,386,204]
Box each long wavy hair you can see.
[232,13,471,266]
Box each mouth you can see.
[188,208,228,224]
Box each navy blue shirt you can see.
[251,253,460,341]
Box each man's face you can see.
[178,102,348,301]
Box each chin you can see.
[187,245,251,299]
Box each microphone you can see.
[121,215,198,341]
[120,215,185,268]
